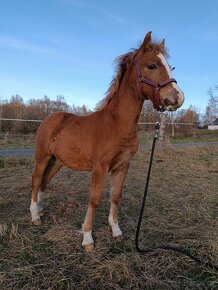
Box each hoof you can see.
[115,235,123,241]
[32,218,42,226]
[83,243,94,252]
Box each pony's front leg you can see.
[82,164,108,252]
[109,165,129,238]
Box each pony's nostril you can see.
[164,99,171,106]
[164,98,178,107]
[175,99,179,105]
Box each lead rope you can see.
[135,119,218,272]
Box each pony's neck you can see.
[107,67,144,133]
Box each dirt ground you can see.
[0,146,218,289]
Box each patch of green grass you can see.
[0,142,34,149]
[187,267,218,289]
[198,152,215,163]
[56,279,71,290]
[0,159,5,168]
[138,129,218,145]
[0,136,35,149]
[170,130,218,144]
[20,249,37,264]
[32,240,53,253]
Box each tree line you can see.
[0,86,217,134]
[0,95,91,133]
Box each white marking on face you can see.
[157,53,184,107]
[109,212,122,237]
[82,230,94,246]
[158,53,172,77]
[30,199,40,221]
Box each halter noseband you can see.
[134,59,177,111]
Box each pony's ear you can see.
[160,39,165,51]
[140,31,152,51]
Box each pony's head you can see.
[134,32,184,111]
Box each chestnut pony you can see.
[30,32,184,251]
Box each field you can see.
[0,146,218,289]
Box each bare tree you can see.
[204,87,218,124]
[71,104,91,115]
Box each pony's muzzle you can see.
[161,87,184,111]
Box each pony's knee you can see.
[90,196,102,209]
[111,197,120,206]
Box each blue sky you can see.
[0,0,218,113]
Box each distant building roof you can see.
[214,118,218,125]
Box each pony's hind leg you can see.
[82,164,108,252]
[41,157,62,192]
[109,165,129,238]
[30,156,51,225]
[38,157,63,216]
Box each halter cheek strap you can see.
[134,59,177,111]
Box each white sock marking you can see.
[30,199,40,221]
[109,214,122,237]
[82,230,94,246]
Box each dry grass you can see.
[0,146,217,289]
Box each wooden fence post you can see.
[159,113,167,142]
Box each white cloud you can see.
[0,35,54,54]
[0,34,108,72]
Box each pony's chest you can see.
[111,140,138,171]
[110,150,132,171]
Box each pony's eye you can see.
[147,64,157,70]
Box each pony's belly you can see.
[62,157,92,171]
[52,147,93,171]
